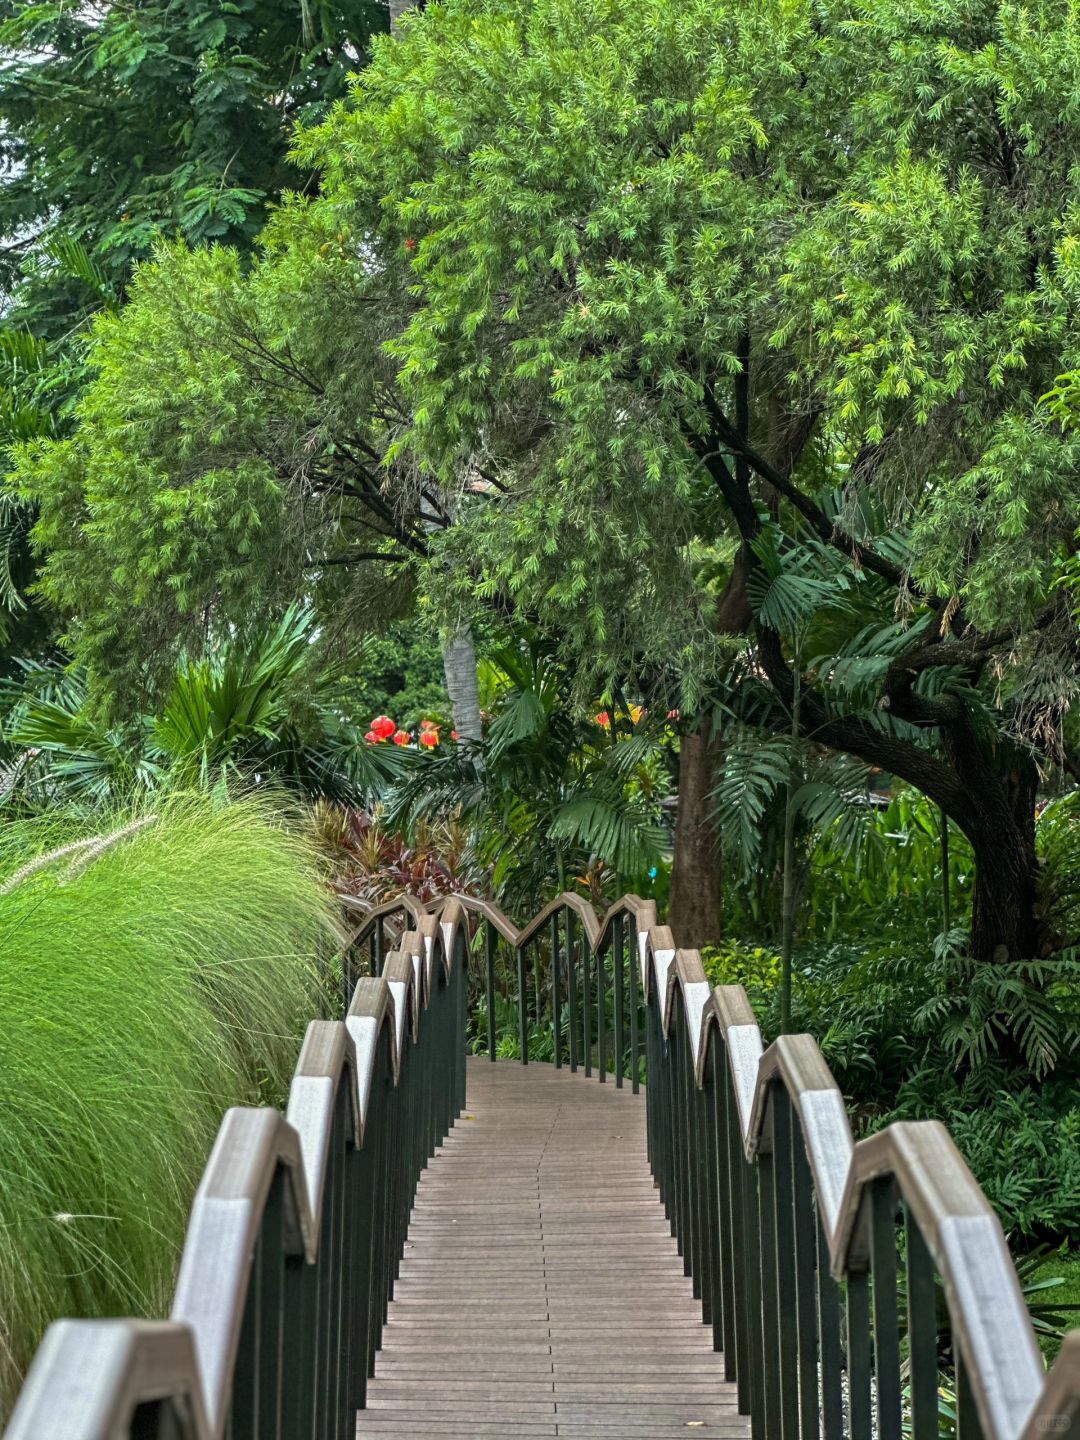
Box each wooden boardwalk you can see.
[357,1059,748,1439]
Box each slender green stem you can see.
[780,639,802,1034]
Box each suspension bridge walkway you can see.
[4,892,1080,1440]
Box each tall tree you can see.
[7,216,493,715]
[280,0,1080,961]
[0,0,389,651]
[0,0,388,339]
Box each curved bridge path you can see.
[358,1059,747,1440]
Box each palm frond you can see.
[747,526,856,636]
[712,733,792,873]
[549,790,666,876]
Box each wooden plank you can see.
[356,1059,750,1439]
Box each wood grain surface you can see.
[357,1059,749,1439]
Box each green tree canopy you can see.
[291,0,1080,962]
[14,0,1080,960]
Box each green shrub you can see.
[890,1081,1080,1241]
[0,793,334,1412]
[701,941,781,1015]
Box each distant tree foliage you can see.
[0,0,390,654]
[0,0,388,339]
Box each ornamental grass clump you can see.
[0,793,336,1413]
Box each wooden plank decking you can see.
[357,1058,749,1439]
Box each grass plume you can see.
[0,792,335,1410]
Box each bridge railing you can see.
[392,889,1080,1440]
[9,883,1080,1439]
[3,906,468,1440]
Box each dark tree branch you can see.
[702,385,915,593]
[316,551,414,566]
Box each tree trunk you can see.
[389,0,414,31]
[668,723,723,949]
[442,625,483,744]
[963,756,1041,962]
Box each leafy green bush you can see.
[701,941,781,1015]
[893,1083,1080,1241]
[805,791,973,946]
[0,793,334,1412]
[0,607,401,811]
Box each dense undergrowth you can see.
[0,793,335,1410]
[707,790,1080,1250]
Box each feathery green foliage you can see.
[0,792,335,1409]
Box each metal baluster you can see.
[629,916,640,1092]
[718,1039,748,1406]
[533,946,542,1049]
[551,911,562,1068]
[816,1215,844,1440]
[701,1054,722,1347]
[771,1090,800,1440]
[905,1210,940,1440]
[871,1178,902,1440]
[742,1141,766,1438]
[566,910,579,1072]
[791,1130,821,1440]
[582,917,592,1077]
[597,939,607,1081]
[613,912,625,1087]
[694,1069,712,1319]
[846,1271,873,1440]
[485,921,497,1062]
[757,1105,782,1440]
[516,944,528,1064]
[350,1124,374,1413]
[955,1349,986,1440]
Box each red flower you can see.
[392,729,411,746]
[371,715,395,740]
[363,731,377,743]
[420,718,436,730]
[666,708,681,721]
[405,237,417,252]
[419,729,439,748]
[451,730,459,740]
[595,711,611,728]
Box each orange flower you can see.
[392,729,411,746]
[595,710,611,728]
[419,730,439,748]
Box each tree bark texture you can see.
[442,625,483,744]
[668,724,724,949]
[389,0,414,32]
